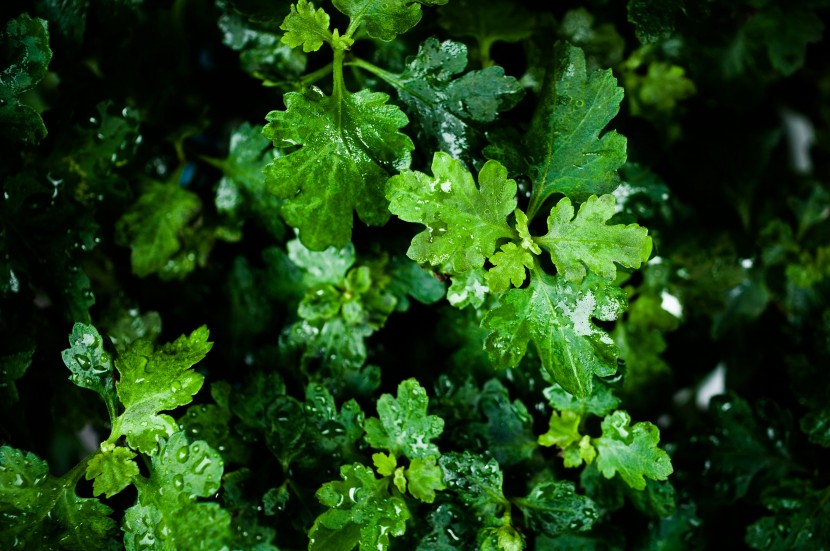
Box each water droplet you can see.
[173,475,184,489]
[176,447,190,463]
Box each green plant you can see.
[2,0,830,549]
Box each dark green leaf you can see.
[514,481,599,536]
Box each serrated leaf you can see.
[112,326,212,453]
[389,37,523,158]
[593,411,672,490]
[439,451,508,515]
[373,452,397,476]
[0,446,116,550]
[115,180,203,278]
[311,463,410,551]
[364,378,444,459]
[288,238,356,287]
[86,446,139,498]
[483,271,625,398]
[387,153,516,273]
[210,122,284,240]
[280,0,335,52]
[332,0,442,41]
[447,268,490,309]
[486,243,535,293]
[746,481,830,550]
[0,14,53,145]
[406,456,445,503]
[61,323,117,413]
[525,42,626,213]
[543,381,621,418]
[538,410,583,449]
[514,481,599,536]
[123,432,231,550]
[536,195,652,283]
[417,503,472,549]
[263,87,413,250]
[477,379,537,467]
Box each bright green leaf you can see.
[332,0,442,41]
[112,326,212,453]
[486,243,535,293]
[280,0,336,52]
[483,272,626,398]
[406,456,445,503]
[264,86,413,250]
[364,378,444,459]
[387,153,516,273]
[593,411,673,490]
[543,381,621,418]
[538,410,583,450]
[86,446,139,498]
[373,452,397,476]
[61,323,117,416]
[536,195,652,283]
[447,268,490,309]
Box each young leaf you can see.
[0,446,116,549]
[593,411,673,490]
[280,0,336,52]
[123,432,231,550]
[387,153,516,273]
[111,326,213,453]
[535,195,652,282]
[0,14,53,145]
[482,271,626,398]
[524,42,626,214]
[263,88,413,250]
[405,456,445,503]
[364,378,444,459]
[85,446,140,499]
[115,180,203,278]
[61,323,118,416]
[486,242,536,293]
[310,463,410,551]
[514,481,599,536]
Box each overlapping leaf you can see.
[332,0,446,41]
[536,195,652,282]
[387,153,516,273]
[61,323,118,415]
[280,0,336,52]
[483,272,626,397]
[514,481,599,536]
[264,88,413,250]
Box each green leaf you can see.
[447,268,490,309]
[405,456,445,503]
[288,238,356,286]
[123,432,231,550]
[61,323,117,416]
[746,481,830,550]
[477,379,538,467]
[85,446,139,498]
[387,153,516,273]
[264,87,413,250]
[385,37,523,158]
[310,463,410,551]
[373,452,397,476]
[115,180,203,278]
[514,481,599,536]
[364,378,444,459]
[536,195,652,283]
[0,446,116,550]
[486,242,535,293]
[386,256,446,309]
[211,122,284,240]
[0,345,35,402]
[332,0,442,41]
[483,271,626,398]
[280,0,336,52]
[439,451,509,515]
[112,326,212,453]
[593,411,672,490]
[525,42,626,214]
[0,14,53,145]
[543,380,621,418]
[559,8,625,71]
[538,410,582,450]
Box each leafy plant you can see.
[3,0,830,549]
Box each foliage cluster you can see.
[2,0,830,549]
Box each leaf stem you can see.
[347,57,434,105]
